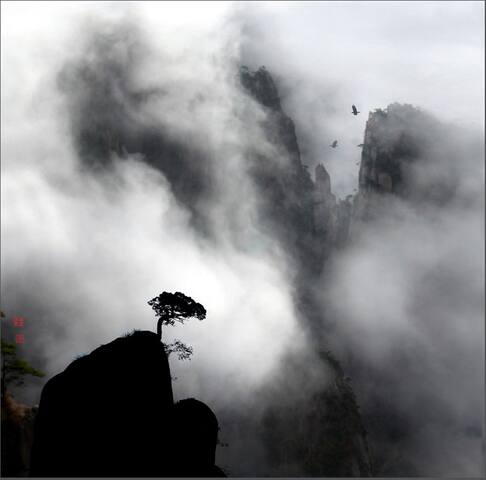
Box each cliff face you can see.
[240,67,372,477]
[240,66,317,270]
[358,104,425,196]
[239,74,475,477]
[240,66,302,167]
[353,102,462,223]
[239,66,351,274]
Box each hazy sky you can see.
[3,1,484,195]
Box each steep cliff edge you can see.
[358,103,428,196]
[239,66,351,275]
[353,102,465,223]
[240,66,372,476]
[240,66,317,271]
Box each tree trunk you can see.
[157,318,163,341]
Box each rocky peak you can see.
[358,103,431,196]
[356,102,463,215]
[315,163,332,198]
[240,65,302,170]
[240,66,282,111]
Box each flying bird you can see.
[357,143,364,147]
[352,105,360,116]
[330,140,338,148]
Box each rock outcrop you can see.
[30,331,174,477]
[30,330,226,477]
[240,66,372,476]
[1,392,37,477]
[240,66,317,271]
[358,104,424,197]
[353,102,461,223]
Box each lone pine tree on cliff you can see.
[148,291,206,361]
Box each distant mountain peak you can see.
[240,65,282,110]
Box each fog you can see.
[324,174,484,475]
[1,1,484,476]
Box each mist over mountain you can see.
[1,2,483,477]
[326,104,484,475]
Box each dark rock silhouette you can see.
[29,330,224,477]
[167,398,225,477]
[30,331,173,476]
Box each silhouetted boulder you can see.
[167,398,225,477]
[30,331,173,477]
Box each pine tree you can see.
[148,291,206,361]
